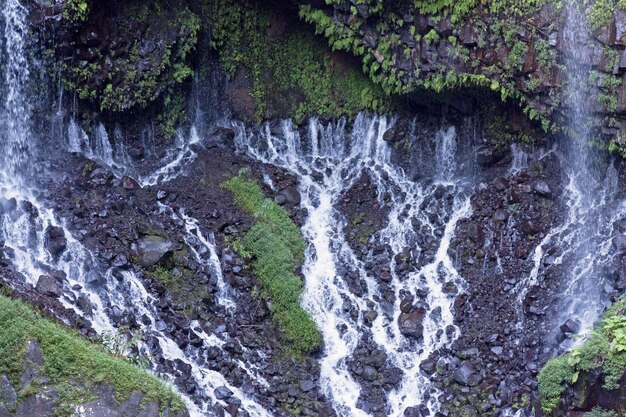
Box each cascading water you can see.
[1,0,30,181]
[235,114,473,415]
[0,2,274,416]
[528,1,626,338]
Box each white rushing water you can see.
[0,2,273,416]
[235,114,473,415]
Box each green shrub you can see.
[0,295,184,412]
[538,355,574,414]
[62,0,90,22]
[538,297,626,413]
[223,172,322,354]
[586,407,620,417]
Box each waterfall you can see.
[235,114,473,415]
[1,0,30,182]
[548,2,619,337]
[0,2,273,416]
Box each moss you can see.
[538,297,626,414]
[223,170,322,354]
[203,0,393,122]
[538,355,573,414]
[0,294,184,413]
[298,0,560,131]
[59,1,199,121]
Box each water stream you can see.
[235,115,473,415]
[3,0,626,416]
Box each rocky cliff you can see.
[9,1,626,417]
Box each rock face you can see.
[297,1,626,142]
[0,338,188,417]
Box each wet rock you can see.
[121,176,141,190]
[127,147,145,159]
[20,340,44,389]
[419,358,437,375]
[398,307,426,339]
[36,275,62,298]
[521,220,539,236]
[612,233,626,251]
[45,226,67,257]
[279,186,301,206]
[0,375,17,409]
[494,209,509,222]
[560,318,581,335]
[214,386,233,400]
[383,127,402,143]
[362,366,378,382]
[299,380,315,392]
[132,236,173,268]
[490,346,503,355]
[533,180,552,197]
[453,362,481,386]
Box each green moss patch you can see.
[223,171,322,354]
[203,0,393,122]
[0,294,184,413]
[538,297,626,414]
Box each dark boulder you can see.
[453,361,481,386]
[398,306,426,339]
[45,226,67,257]
[132,236,173,268]
[36,275,62,298]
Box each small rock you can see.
[560,318,581,334]
[490,346,503,355]
[299,380,315,392]
[121,176,141,190]
[214,386,233,401]
[533,180,552,197]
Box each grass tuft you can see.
[0,294,184,413]
[223,171,322,354]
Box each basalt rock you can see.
[132,235,173,268]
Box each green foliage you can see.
[537,356,573,413]
[538,297,626,413]
[0,295,184,413]
[205,0,391,121]
[223,172,322,354]
[156,91,188,140]
[62,0,90,22]
[297,0,561,127]
[587,0,618,31]
[61,2,199,119]
[586,407,620,417]
[424,29,441,45]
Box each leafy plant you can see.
[223,172,322,354]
